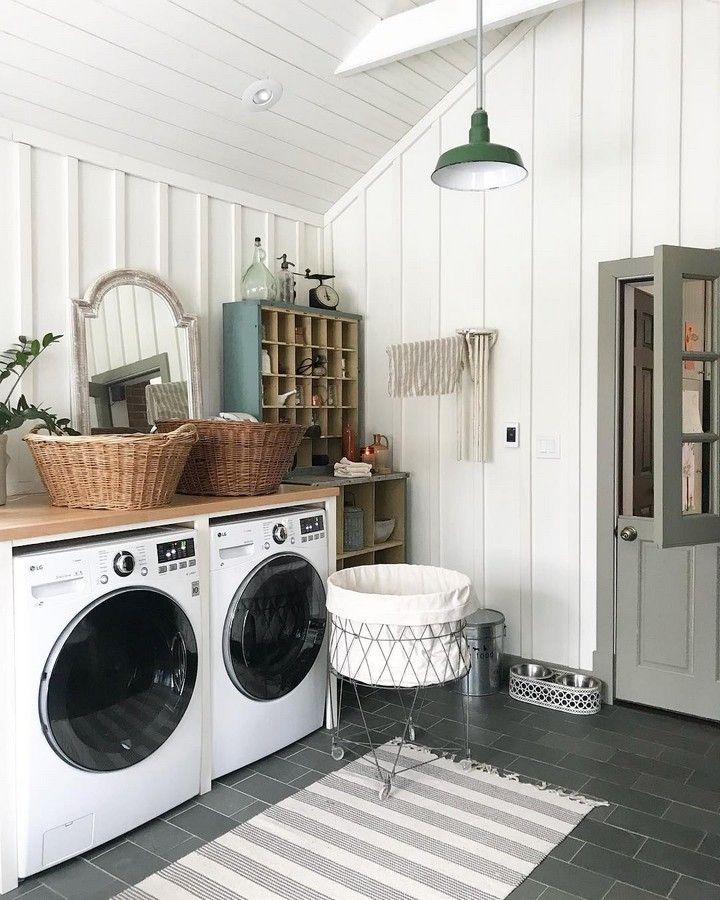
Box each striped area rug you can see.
[116,742,605,900]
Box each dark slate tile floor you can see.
[11,686,720,900]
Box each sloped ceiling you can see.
[0,0,513,214]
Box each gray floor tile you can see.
[557,753,640,788]
[536,889,588,900]
[538,733,615,763]
[230,799,269,824]
[571,819,646,856]
[664,802,720,837]
[581,779,671,817]
[571,843,677,895]
[530,857,614,900]
[491,734,567,765]
[549,836,584,862]
[606,805,704,850]
[608,749,692,783]
[3,881,51,900]
[585,803,615,822]
[127,818,193,856]
[505,878,546,899]
[196,783,256,816]
[234,772,300,805]
[505,757,591,792]
[19,888,63,899]
[583,728,666,761]
[637,838,720,885]
[289,745,349,774]
[90,841,166,884]
[634,773,720,812]
[602,880,671,899]
[469,745,519,771]
[297,729,335,753]
[686,766,720,793]
[154,835,204,864]
[249,754,312,783]
[670,874,720,899]
[166,804,236,841]
[41,859,125,900]
[290,769,323,789]
[698,832,720,859]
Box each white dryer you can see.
[13,527,202,877]
[211,507,328,779]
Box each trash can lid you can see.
[464,608,505,637]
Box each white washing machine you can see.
[211,507,328,779]
[13,527,202,877]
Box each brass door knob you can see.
[620,526,638,542]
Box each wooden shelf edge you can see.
[339,539,404,560]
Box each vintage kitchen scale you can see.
[303,269,340,310]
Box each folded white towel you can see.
[334,457,372,478]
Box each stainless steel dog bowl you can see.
[510,663,554,680]
[555,673,600,690]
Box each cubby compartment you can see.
[331,474,407,571]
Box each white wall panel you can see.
[325,1,720,670]
[2,133,320,496]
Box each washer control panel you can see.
[157,537,196,575]
[299,513,325,544]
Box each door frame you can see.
[595,255,653,702]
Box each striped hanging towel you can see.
[386,336,464,397]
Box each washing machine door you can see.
[224,553,326,701]
[40,587,198,772]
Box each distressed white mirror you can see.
[71,270,202,435]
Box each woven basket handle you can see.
[164,423,199,443]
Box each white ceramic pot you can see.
[0,433,7,506]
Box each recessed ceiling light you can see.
[242,78,283,111]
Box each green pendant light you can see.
[431,0,527,191]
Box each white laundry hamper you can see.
[326,564,480,799]
[327,564,478,687]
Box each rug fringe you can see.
[387,738,609,810]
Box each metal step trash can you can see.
[463,608,506,696]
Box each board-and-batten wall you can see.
[0,132,322,496]
[325,0,720,670]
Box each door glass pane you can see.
[682,441,711,514]
[225,554,326,701]
[620,280,655,517]
[43,589,198,772]
[682,278,714,359]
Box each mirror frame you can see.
[71,269,203,434]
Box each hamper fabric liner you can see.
[327,564,480,687]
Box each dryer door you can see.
[224,553,326,701]
[40,587,198,772]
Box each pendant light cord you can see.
[476,0,483,110]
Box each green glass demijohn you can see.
[242,236,277,302]
[431,0,527,191]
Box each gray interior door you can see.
[613,247,720,719]
[616,515,720,720]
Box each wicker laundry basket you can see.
[155,419,306,496]
[24,423,198,510]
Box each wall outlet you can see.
[536,435,561,459]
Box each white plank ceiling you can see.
[0,0,513,214]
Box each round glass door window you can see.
[224,553,326,701]
[40,588,198,772]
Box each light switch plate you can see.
[504,422,519,447]
[536,435,561,459]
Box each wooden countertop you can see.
[0,485,339,543]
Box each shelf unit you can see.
[286,473,407,570]
[336,475,407,570]
[223,300,362,469]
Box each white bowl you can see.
[374,518,395,543]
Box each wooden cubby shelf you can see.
[223,299,362,470]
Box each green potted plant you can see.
[0,334,77,505]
